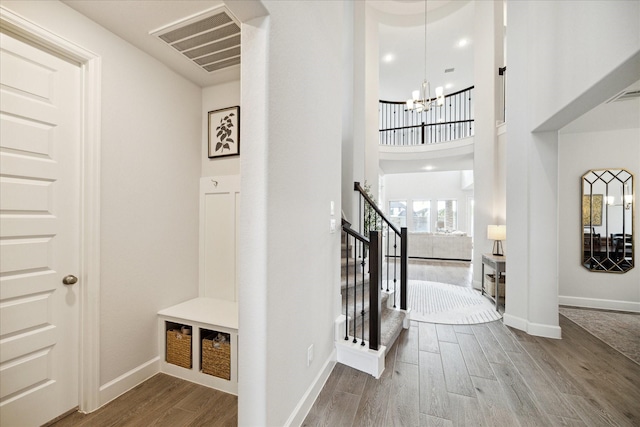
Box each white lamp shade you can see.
[487,225,506,240]
[412,90,420,101]
[435,86,443,96]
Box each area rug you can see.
[407,280,502,324]
[559,306,640,365]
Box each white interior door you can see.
[0,31,81,426]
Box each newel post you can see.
[369,231,381,351]
[400,227,408,310]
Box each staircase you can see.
[340,238,405,349]
[335,183,410,378]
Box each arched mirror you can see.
[582,169,634,272]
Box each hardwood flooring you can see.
[50,262,638,427]
[303,315,640,427]
[48,374,237,427]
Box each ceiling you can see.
[63,0,474,96]
[61,0,637,176]
[374,0,475,101]
[63,0,240,87]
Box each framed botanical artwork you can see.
[208,106,240,158]
[582,194,603,226]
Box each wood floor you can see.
[49,374,237,427]
[51,262,639,427]
[303,316,640,427]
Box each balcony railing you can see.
[379,86,474,146]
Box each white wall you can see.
[202,80,241,177]
[558,128,640,311]
[505,0,640,338]
[238,1,343,425]
[472,0,502,287]
[383,171,472,234]
[2,0,202,399]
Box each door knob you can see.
[62,275,78,285]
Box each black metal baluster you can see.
[386,223,390,292]
[358,193,362,261]
[361,241,366,346]
[393,231,398,308]
[344,232,349,341]
[353,238,358,344]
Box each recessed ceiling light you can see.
[382,53,395,63]
[423,165,434,171]
[457,38,469,47]
[445,83,453,89]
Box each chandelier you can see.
[406,0,444,112]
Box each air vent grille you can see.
[151,6,240,74]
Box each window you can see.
[437,200,457,231]
[388,200,407,229]
[412,200,430,232]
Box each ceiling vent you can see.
[606,89,640,103]
[150,6,240,73]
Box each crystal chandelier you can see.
[406,0,444,112]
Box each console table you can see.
[481,253,506,311]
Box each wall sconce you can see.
[487,225,506,256]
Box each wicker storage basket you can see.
[166,329,192,369]
[202,333,231,380]
[484,274,506,298]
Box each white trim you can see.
[0,6,102,413]
[502,313,528,331]
[559,295,640,313]
[284,349,336,427]
[98,358,160,408]
[336,340,386,379]
[527,321,561,339]
[503,313,562,339]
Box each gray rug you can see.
[407,280,502,324]
[559,306,640,365]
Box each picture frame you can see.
[208,106,240,158]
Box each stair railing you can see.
[354,182,408,312]
[379,85,475,146]
[342,220,383,351]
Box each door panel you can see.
[0,31,81,426]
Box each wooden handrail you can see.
[342,220,370,245]
[380,119,474,133]
[354,182,401,236]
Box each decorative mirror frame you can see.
[582,168,634,273]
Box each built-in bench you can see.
[157,297,238,395]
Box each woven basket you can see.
[202,333,231,380]
[166,329,192,369]
[484,274,506,298]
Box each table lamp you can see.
[488,225,506,256]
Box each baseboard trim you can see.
[503,313,561,339]
[98,357,160,408]
[527,321,562,339]
[502,313,528,331]
[559,295,640,313]
[285,349,336,427]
